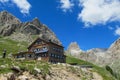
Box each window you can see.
[28,54,32,58]
[21,54,24,57]
[60,50,63,53]
[19,55,21,58]
[43,47,48,51]
[44,54,46,57]
[38,41,41,44]
[17,55,19,58]
[37,48,40,51]
[49,53,51,57]
[58,55,60,59]
[42,54,44,57]
[53,47,63,53]
[53,48,55,50]
[55,54,57,58]
[57,49,59,52]
[60,55,63,59]
[35,40,41,45]
[53,47,57,51]
[52,54,54,57]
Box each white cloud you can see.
[115,26,120,36]
[0,0,9,3]
[0,0,31,14]
[108,26,114,30]
[78,0,120,26]
[12,0,31,14]
[59,0,74,12]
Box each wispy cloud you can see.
[59,0,74,12]
[78,0,120,26]
[0,0,9,3]
[12,0,31,14]
[115,26,120,36]
[0,0,31,15]
[108,26,114,30]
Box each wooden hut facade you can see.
[13,38,66,63]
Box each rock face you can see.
[0,10,20,24]
[85,48,108,65]
[102,39,120,64]
[108,38,120,56]
[67,38,120,66]
[66,37,120,78]
[0,11,20,36]
[0,10,61,45]
[67,42,83,56]
[105,38,120,64]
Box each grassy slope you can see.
[66,55,115,80]
[0,36,116,80]
[0,58,50,76]
[0,36,28,55]
[0,37,49,75]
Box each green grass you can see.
[66,55,92,65]
[93,65,115,80]
[0,58,50,75]
[0,58,13,73]
[0,37,28,55]
[31,35,39,40]
[0,37,50,75]
[0,68,12,74]
[66,55,115,80]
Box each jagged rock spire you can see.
[67,42,83,56]
[31,17,41,27]
[0,10,21,24]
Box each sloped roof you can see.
[28,37,64,49]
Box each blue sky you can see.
[0,0,120,50]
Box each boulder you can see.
[11,66,21,73]
[34,67,41,74]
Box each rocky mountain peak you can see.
[0,10,61,45]
[31,17,41,27]
[113,37,120,45]
[68,42,80,50]
[67,42,83,56]
[86,48,107,53]
[0,10,21,24]
[108,37,120,52]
